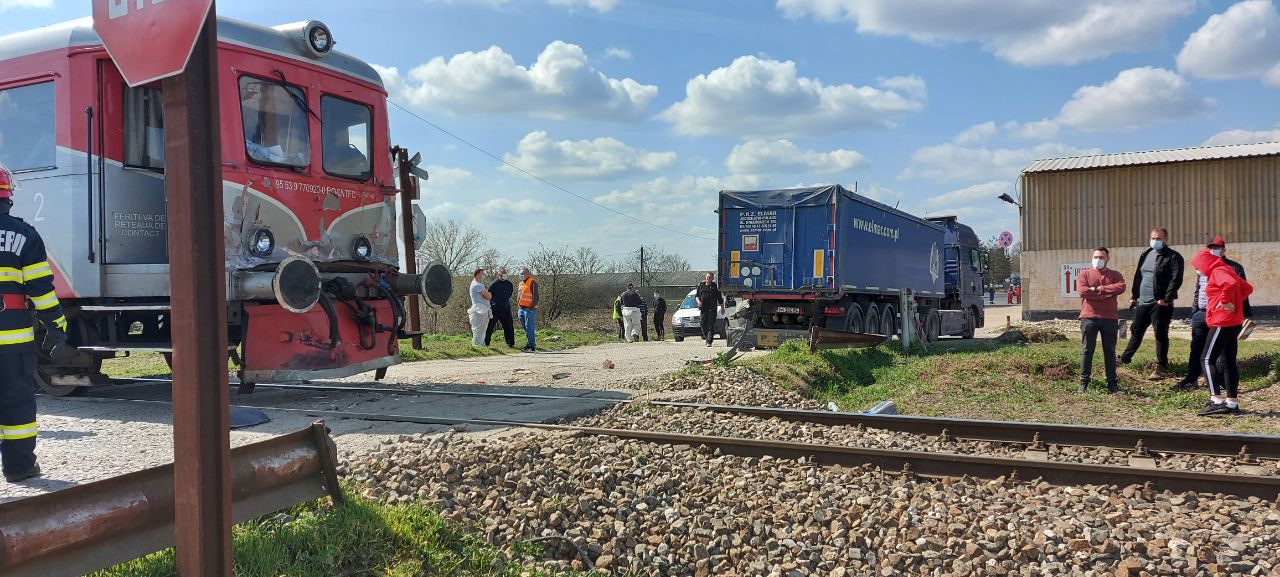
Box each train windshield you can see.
[321,96,371,181]
[239,77,311,168]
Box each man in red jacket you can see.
[1077,247,1127,393]
[1192,248,1254,416]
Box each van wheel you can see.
[864,305,880,336]
[674,335,684,342]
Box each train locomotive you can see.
[0,16,450,395]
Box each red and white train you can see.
[0,16,449,395]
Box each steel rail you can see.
[52,397,1280,501]
[0,422,341,577]
[70,382,1280,460]
[652,402,1280,461]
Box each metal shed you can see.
[1017,142,1280,319]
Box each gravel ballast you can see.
[346,430,1280,577]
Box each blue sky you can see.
[4,0,1279,269]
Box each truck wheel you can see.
[844,304,864,333]
[962,309,976,339]
[926,308,941,343]
[879,305,896,339]
[864,306,880,336]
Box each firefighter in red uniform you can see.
[0,163,67,483]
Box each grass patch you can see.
[745,338,1280,434]
[92,490,602,577]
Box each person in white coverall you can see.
[468,268,492,346]
[620,284,644,343]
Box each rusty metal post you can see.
[395,147,424,349]
[161,4,232,575]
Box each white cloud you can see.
[776,0,1193,66]
[547,0,618,12]
[479,198,559,214]
[1177,0,1280,86]
[921,181,1010,211]
[502,131,676,180]
[659,55,924,138]
[900,142,1101,183]
[0,0,52,12]
[594,175,762,209]
[858,183,906,205]
[605,46,632,60]
[953,122,998,145]
[725,139,870,175]
[428,0,616,12]
[373,41,657,122]
[422,165,473,193]
[1201,128,1280,146]
[877,74,927,99]
[1057,67,1214,132]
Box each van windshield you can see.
[678,295,697,310]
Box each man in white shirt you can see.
[468,268,492,346]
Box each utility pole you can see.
[639,246,646,290]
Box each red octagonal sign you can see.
[93,0,214,87]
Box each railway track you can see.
[86,378,1280,461]
[54,391,1280,501]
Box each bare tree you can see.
[477,247,509,275]
[619,246,692,287]
[570,246,605,275]
[526,243,584,321]
[651,250,691,273]
[416,218,487,274]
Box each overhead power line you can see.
[388,100,714,241]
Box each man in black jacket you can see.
[651,290,667,341]
[1120,227,1184,380]
[484,267,515,347]
[695,272,724,347]
[1174,236,1253,390]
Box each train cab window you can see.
[239,77,310,168]
[321,96,371,180]
[0,82,56,171]
[969,248,982,272]
[123,85,165,170]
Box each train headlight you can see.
[351,236,372,260]
[249,229,275,257]
[308,23,333,55]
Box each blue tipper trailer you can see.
[719,185,987,348]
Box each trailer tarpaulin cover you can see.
[720,185,839,209]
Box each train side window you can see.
[123,85,165,170]
[969,248,981,271]
[0,82,56,171]
[239,76,310,168]
[321,96,371,181]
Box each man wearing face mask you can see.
[1174,236,1253,391]
[1120,227,1184,380]
[484,267,515,348]
[516,268,540,352]
[1077,248,1127,393]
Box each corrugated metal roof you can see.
[1022,142,1280,173]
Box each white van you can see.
[671,289,734,342]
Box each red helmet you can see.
[0,163,16,199]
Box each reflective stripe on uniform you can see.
[0,421,37,440]
[31,289,58,311]
[52,315,66,331]
[22,261,51,282]
[0,267,21,284]
[0,327,34,345]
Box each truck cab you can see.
[926,216,986,336]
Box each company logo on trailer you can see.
[929,243,940,283]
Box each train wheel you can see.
[36,368,89,397]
